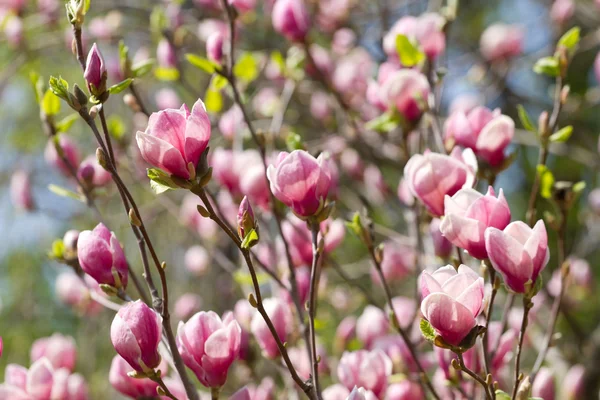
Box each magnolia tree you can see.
[1,0,600,399]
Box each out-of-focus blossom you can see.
[55,273,102,316]
[335,316,357,350]
[562,365,585,400]
[332,28,356,55]
[31,334,77,372]
[379,69,430,122]
[77,155,112,187]
[386,381,424,400]
[180,193,219,239]
[44,136,81,177]
[253,88,280,118]
[383,13,446,60]
[174,293,203,321]
[197,19,228,42]
[306,44,334,77]
[316,0,352,31]
[272,0,310,42]
[10,170,34,211]
[547,257,593,302]
[250,298,293,359]
[156,39,177,68]
[550,0,574,24]
[109,355,160,398]
[218,105,246,141]
[184,245,210,276]
[532,367,555,400]
[206,31,224,64]
[229,0,257,13]
[429,218,453,258]
[155,88,181,111]
[356,306,389,348]
[480,24,523,62]
[310,91,333,121]
[337,350,392,398]
[370,241,415,285]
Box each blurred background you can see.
[0,0,599,398]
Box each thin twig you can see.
[456,353,493,400]
[482,262,497,377]
[308,222,323,398]
[511,297,532,400]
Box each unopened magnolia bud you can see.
[73,83,88,107]
[89,105,98,120]
[84,43,108,97]
[561,85,570,104]
[96,147,109,170]
[248,293,258,308]
[237,196,256,240]
[196,204,210,218]
[538,111,549,136]
[129,209,142,227]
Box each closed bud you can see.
[88,105,98,120]
[129,209,142,227]
[73,83,88,107]
[538,111,549,135]
[237,196,256,240]
[84,43,108,97]
[96,147,109,170]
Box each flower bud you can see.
[251,298,293,359]
[84,43,107,96]
[337,350,392,398]
[206,31,224,64]
[271,0,310,42]
[77,223,128,289]
[237,196,257,240]
[10,170,34,211]
[110,300,162,373]
[157,39,177,68]
[562,364,585,400]
[429,218,453,258]
[532,368,555,400]
[77,155,112,187]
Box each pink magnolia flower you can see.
[77,155,112,187]
[229,0,256,13]
[370,241,415,285]
[271,0,310,42]
[218,105,246,140]
[250,297,293,359]
[356,306,389,348]
[10,170,34,211]
[267,150,331,218]
[44,135,80,177]
[50,369,89,400]
[306,44,334,78]
[383,13,446,60]
[347,386,378,400]
[55,273,102,316]
[337,350,392,398]
[332,28,356,55]
[386,381,424,400]
[109,355,160,398]
[386,297,416,331]
[420,265,484,345]
[177,311,241,388]
[404,150,475,216]
[485,220,549,293]
[84,43,107,94]
[332,49,373,101]
[156,39,177,68]
[110,300,162,373]
[27,358,55,400]
[136,99,211,179]
[430,218,453,258]
[31,334,76,372]
[532,367,555,400]
[155,88,181,111]
[480,24,523,62]
[562,365,585,400]
[184,245,210,276]
[77,223,128,289]
[440,187,511,259]
[230,386,251,400]
[322,384,350,399]
[206,31,224,64]
[247,377,275,400]
[379,69,430,122]
[444,107,515,166]
[174,293,203,321]
[288,344,329,380]
[486,322,516,373]
[253,88,280,118]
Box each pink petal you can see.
[184,99,211,166]
[421,293,477,346]
[136,131,189,179]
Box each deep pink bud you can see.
[485,220,549,293]
[404,151,474,216]
[110,300,162,373]
[109,355,159,398]
[429,218,453,258]
[380,69,430,121]
[10,170,34,211]
[136,99,211,179]
[77,223,128,289]
[532,367,555,400]
[440,187,511,259]
[251,298,293,359]
[335,316,356,349]
[157,39,177,68]
[84,43,107,94]
[26,358,54,400]
[206,31,224,64]
[229,0,257,13]
[386,381,424,400]
[174,293,203,321]
[30,334,77,372]
[420,265,484,345]
[77,155,112,187]
[356,306,389,348]
[562,364,585,400]
[44,135,80,177]
[337,350,392,398]
[480,24,523,62]
[271,0,310,42]
[237,196,257,240]
[176,311,241,388]
[370,241,415,285]
[267,150,331,217]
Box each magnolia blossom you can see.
[136,99,211,179]
[356,306,389,348]
[109,355,160,399]
[77,155,112,187]
[174,293,203,321]
[485,220,549,293]
[337,350,392,398]
[184,245,210,276]
[177,311,241,388]
[84,43,107,94]
[379,69,430,122]
[532,367,555,400]
[267,150,332,218]
[444,107,515,166]
[404,149,476,216]
[155,88,181,111]
[383,13,446,60]
[44,136,80,177]
[480,24,523,61]
[10,170,34,211]
[271,0,310,42]
[250,298,293,359]
[420,265,485,345]
[110,301,162,373]
[0,359,54,400]
[440,187,511,259]
[386,381,424,400]
[30,334,77,372]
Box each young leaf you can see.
[108,78,133,95]
[150,180,174,194]
[147,168,178,194]
[533,57,559,77]
[558,26,580,50]
[107,115,126,140]
[365,110,400,133]
[185,54,217,74]
[572,181,586,194]
[494,391,511,400]
[204,87,223,113]
[48,184,84,202]
[537,165,555,199]
[241,228,259,249]
[42,89,61,116]
[48,76,70,101]
[211,74,228,90]
[549,125,573,143]
[395,34,425,67]
[270,50,286,74]
[154,67,180,81]
[517,104,535,132]
[419,319,436,342]
[132,59,155,78]
[55,114,79,133]
[234,52,259,84]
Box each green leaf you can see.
[211,74,228,90]
[48,184,84,202]
[107,115,126,140]
[132,59,155,78]
[42,89,61,116]
[495,390,511,400]
[420,319,436,342]
[365,110,400,133]
[347,338,362,351]
[233,270,269,286]
[233,52,258,84]
[83,0,91,13]
[533,56,560,77]
[270,50,286,73]
[286,133,305,151]
[108,78,133,95]
[241,228,259,249]
[48,76,70,101]
[395,34,425,67]
[154,67,180,81]
[185,54,218,74]
[573,181,586,194]
[558,26,580,50]
[345,212,363,238]
[147,168,178,194]
[537,165,555,199]
[517,104,535,132]
[549,125,573,143]
[50,239,65,259]
[204,87,223,113]
[55,114,79,133]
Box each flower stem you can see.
[482,260,497,376]
[456,353,493,400]
[511,297,532,400]
[308,222,322,398]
